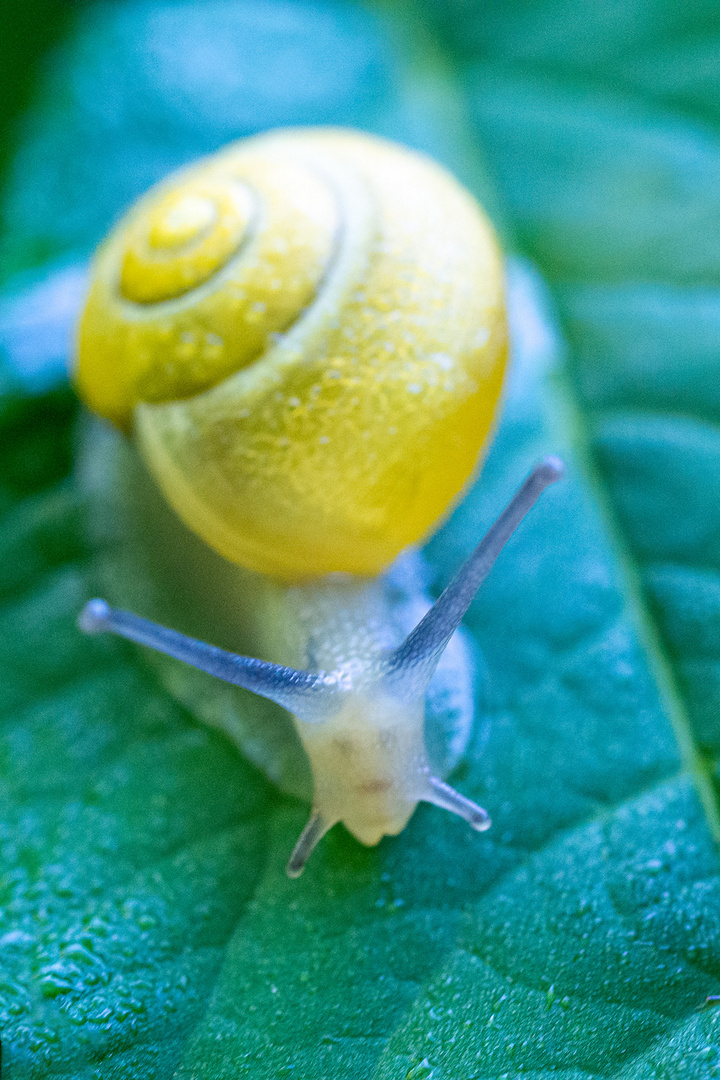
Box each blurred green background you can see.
[0,1,719,1077]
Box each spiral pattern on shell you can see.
[76,128,508,580]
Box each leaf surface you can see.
[0,2,719,1077]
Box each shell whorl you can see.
[76,128,508,580]
[77,140,339,421]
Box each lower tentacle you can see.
[286,811,335,877]
[422,776,491,832]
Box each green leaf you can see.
[0,0,395,280]
[1,1,720,1077]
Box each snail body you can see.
[75,127,560,875]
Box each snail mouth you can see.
[357,778,391,796]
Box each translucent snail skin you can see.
[74,127,562,876]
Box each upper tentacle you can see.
[79,598,339,722]
[383,457,564,698]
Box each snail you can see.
[74,127,562,876]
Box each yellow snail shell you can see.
[76,127,508,580]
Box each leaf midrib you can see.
[551,362,720,843]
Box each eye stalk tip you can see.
[470,810,492,832]
[539,455,564,484]
[78,598,112,635]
